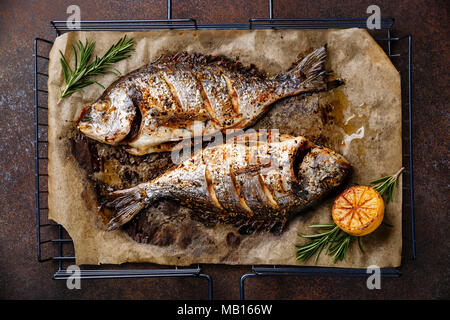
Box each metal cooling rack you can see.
[33,35,212,297]
[34,0,415,300]
[238,2,415,300]
[33,39,213,295]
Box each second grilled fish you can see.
[77,45,339,155]
[105,132,351,233]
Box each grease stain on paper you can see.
[327,89,370,160]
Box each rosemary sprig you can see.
[59,35,135,99]
[370,167,404,202]
[296,223,362,264]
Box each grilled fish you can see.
[78,45,338,155]
[105,132,351,233]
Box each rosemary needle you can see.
[296,223,356,264]
[59,35,135,99]
[370,167,404,202]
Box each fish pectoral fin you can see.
[326,79,344,91]
[105,187,147,231]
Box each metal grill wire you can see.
[33,38,213,299]
[34,0,414,300]
[239,32,414,299]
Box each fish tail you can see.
[105,186,148,231]
[285,45,328,90]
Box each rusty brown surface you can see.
[0,0,448,299]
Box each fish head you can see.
[293,145,351,201]
[77,86,137,145]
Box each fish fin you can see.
[105,187,147,231]
[327,79,345,90]
[287,45,328,90]
[220,214,288,235]
[236,218,288,235]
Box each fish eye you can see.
[93,100,110,112]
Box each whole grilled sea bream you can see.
[105,132,351,232]
[77,45,339,155]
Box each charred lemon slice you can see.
[332,186,384,236]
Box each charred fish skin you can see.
[78,46,334,155]
[105,133,351,233]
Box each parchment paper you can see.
[48,28,402,267]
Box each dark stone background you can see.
[0,0,448,299]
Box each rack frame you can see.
[34,0,414,300]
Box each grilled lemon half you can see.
[332,186,384,236]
